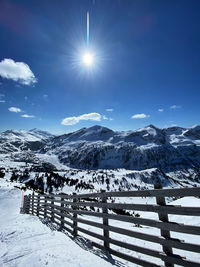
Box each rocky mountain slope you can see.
[41,125,200,172]
[1,124,200,190]
[1,125,200,173]
[0,128,54,153]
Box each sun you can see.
[82,52,94,66]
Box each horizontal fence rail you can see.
[22,185,200,267]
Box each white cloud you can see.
[21,114,35,118]
[170,105,181,109]
[61,112,101,126]
[8,107,22,113]
[103,115,113,121]
[106,108,113,112]
[0,94,5,103]
[43,94,48,99]
[131,113,150,119]
[79,113,101,121]
[158,108,164,112]
[0,58,37,86]
[62,116,80,125]
[103,115,108,120]
[24,96,28,101]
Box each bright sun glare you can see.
[82,53,94,66]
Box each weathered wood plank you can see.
[109,244,199,267]
[62,225,73,235]
[47,199,200,216]
[44,206,73,227]
[73,216,200,253]
[44,213,73,234]
[53,213,62,222]
[77,225,199,266]
[46,187,200,199]
[43,203,200,235]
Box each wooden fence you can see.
[22,185,200,267]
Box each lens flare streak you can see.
[87,11,89,48]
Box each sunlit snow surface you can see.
[0,179,117,267]
[1,125,200,265]
[0,178,200,267]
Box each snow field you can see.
[0,179,121,267]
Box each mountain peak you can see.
[29,128,54,137]
[145,124,158,129]
[30,128,39,132]
[86,125,113,132]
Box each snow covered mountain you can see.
[40,125,200,172]
[1,124,200,174]
[1,124,200,192]
[0,128,54,153]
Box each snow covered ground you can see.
[1,177,200,267]
[0,178,122,267]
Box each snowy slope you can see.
[0,129,54,153]
[0,178,118,267]
[42,125,200,172]
[1,178,200,267]
[1,124,200,187]
[1,129,53,142]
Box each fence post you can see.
[32,192,34,215]
[44,195,47,218]
[154,184,174,267]
[23,195,27,213]
[24,195,31,214]
[73,193,78,237]
[20,191,24,214]
[37,194,40,217]
[60,197,64,229]
[101,190,110,249]
[51,195,54,222]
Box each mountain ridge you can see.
[1,124,200,172]
[41,124,200,171]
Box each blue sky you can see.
[0,0,200,134]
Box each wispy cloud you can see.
[131,113,150,119]
[103,115,108,120]
[158,108,164,112]
[61,112,101,126]
[106,108,114,112]
[8,107,22,113]
[43,94,48,99]
[21,114,35,118]
[0,94,5,103]
[103,115,113,121]
[170,105,181,109]
[0,58,37,86]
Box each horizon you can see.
[1,123,199,136]
[0,0,200,134]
